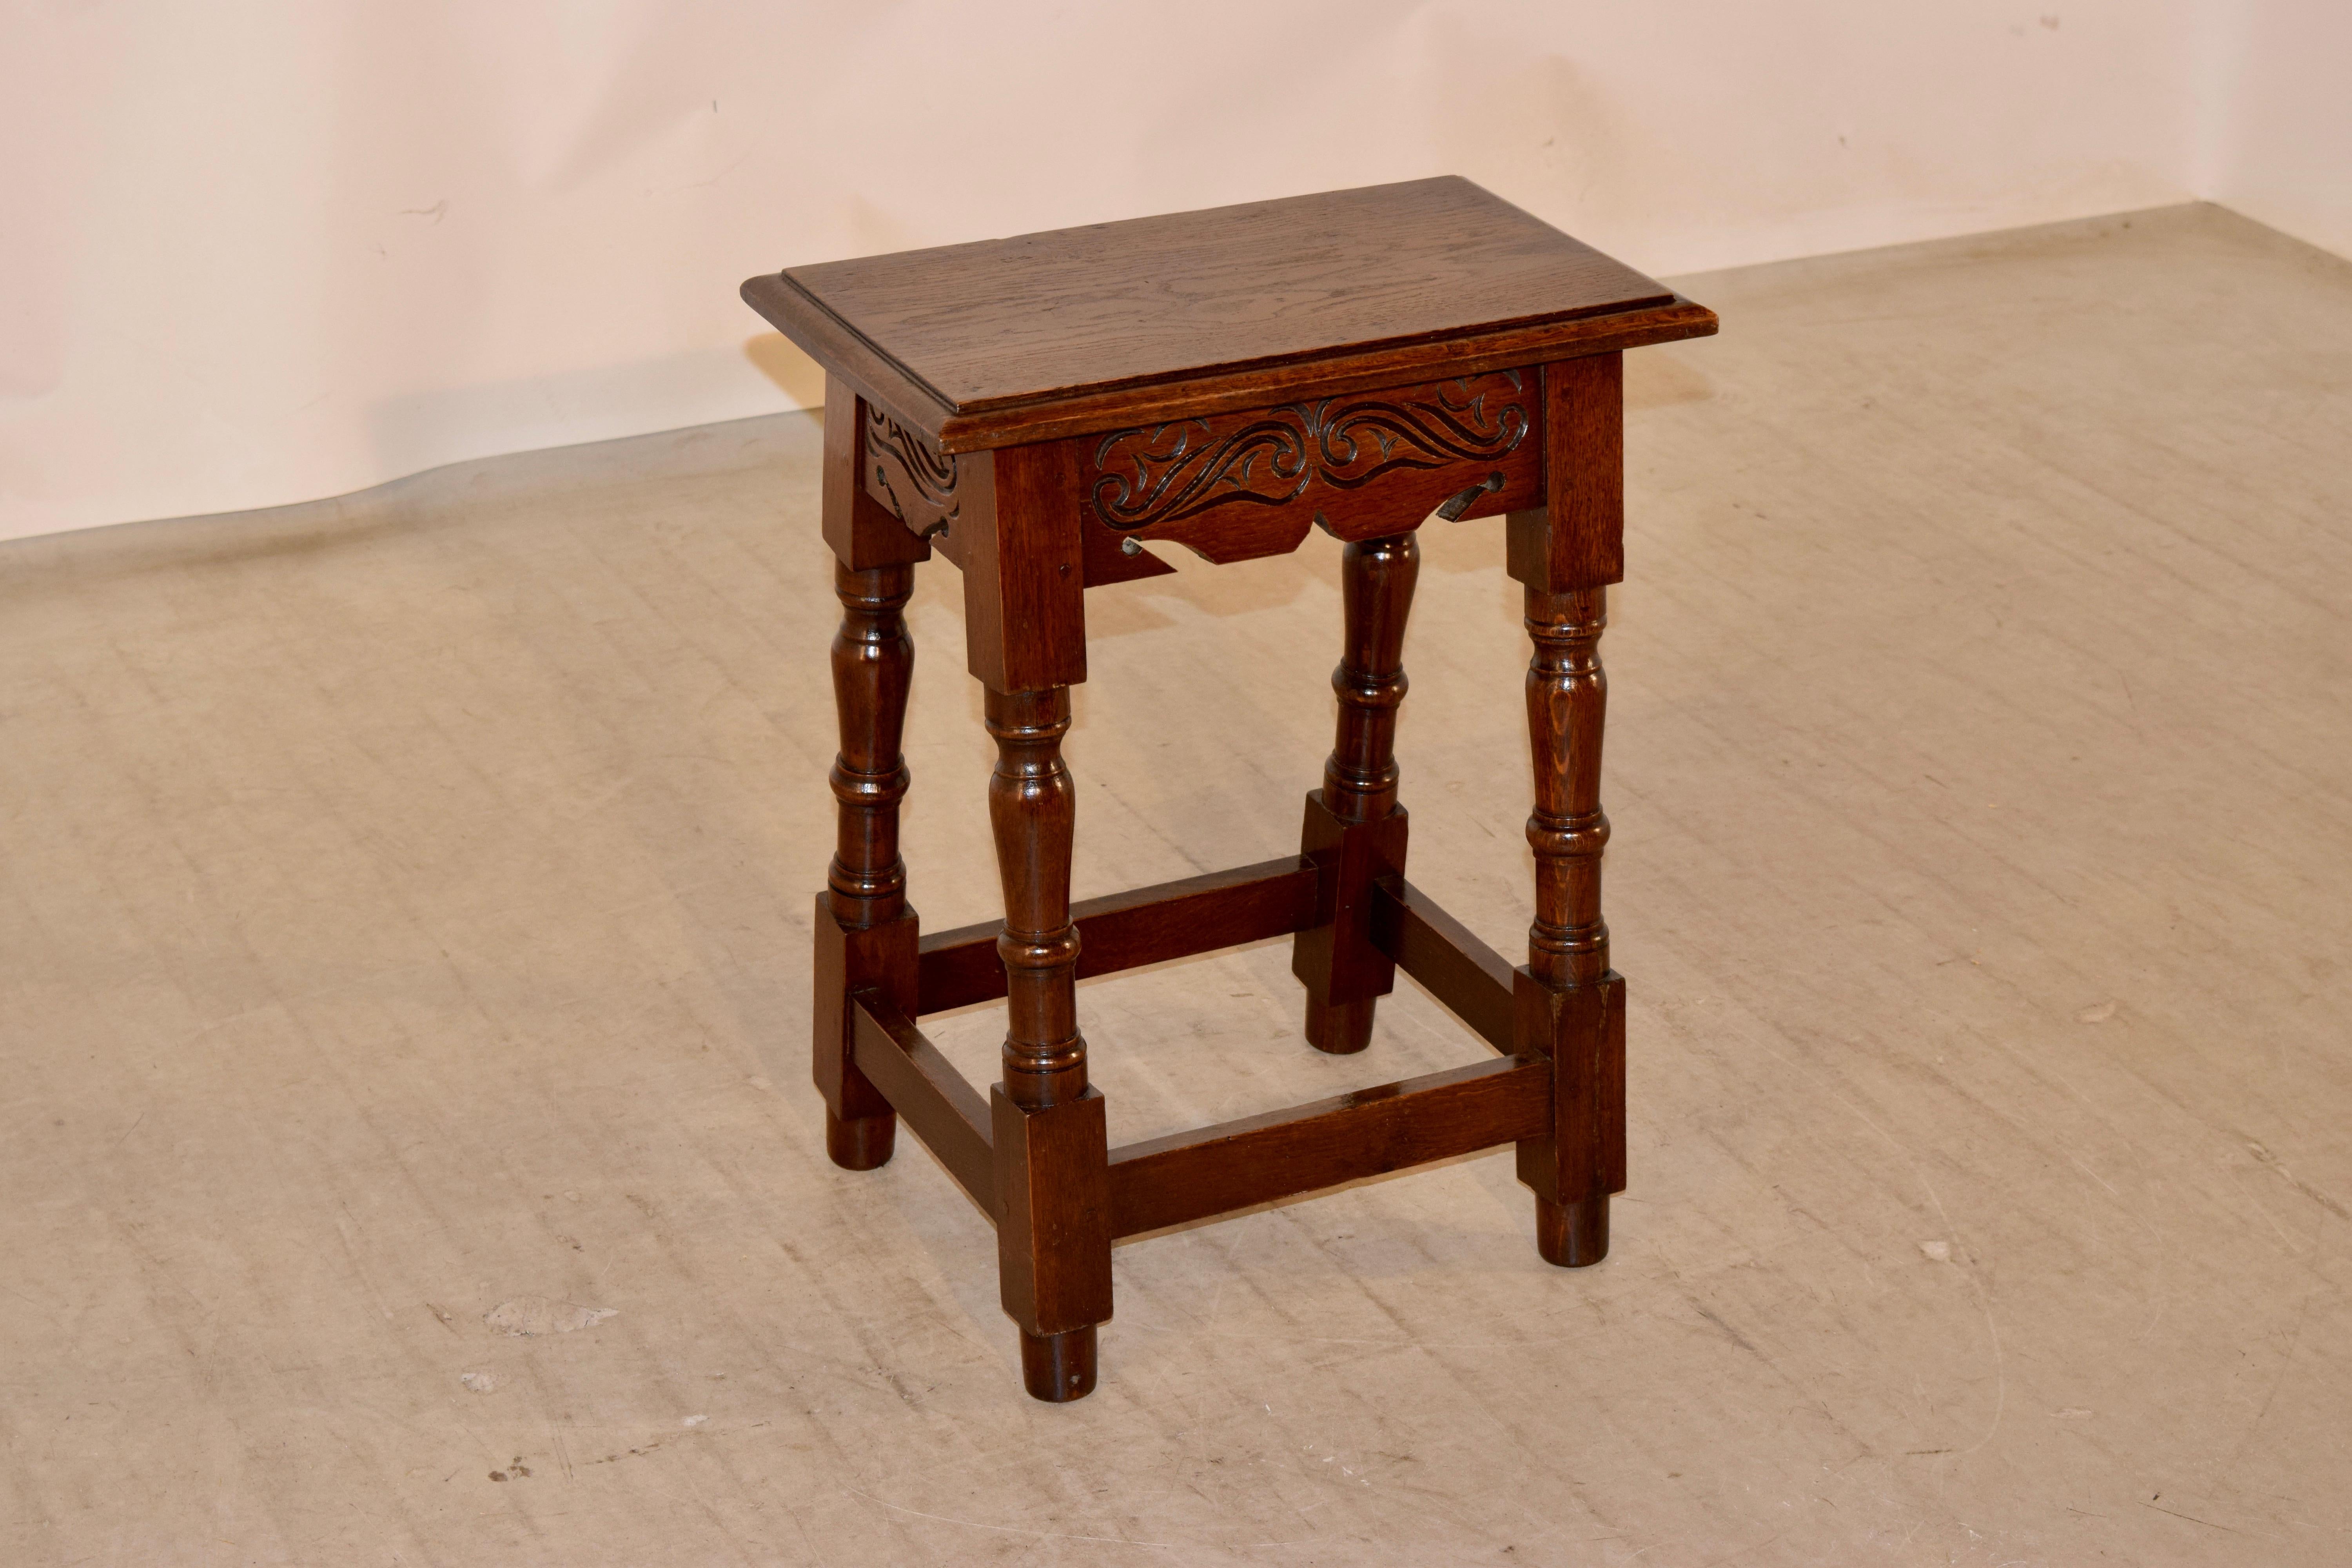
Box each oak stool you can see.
[743,178,1717,1401]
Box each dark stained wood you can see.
[776,182,1693,1398]
[811,557,921,1169]
[1072,367,1541,566]
[811,902,915,1170]
[852,385,1172,586]
[821,375,930,570]
[1078,507,1176,586]
[886,357,1557,582]
[757,179,1668,423]
[1515,970,1626,1267]
[992,1085,1112,1399]
[753,270,1709,460]
[959,443,1087,693]
[1291,798,1409,1059]
[1107,501,1313,571]
[918,857,1320,1015]
[1523,586,1611,990]
[1368,877,1517,1053]
[982,685,1111,1398]
[850,991,993,1211]
[1016,1314,1096,1400]
[1107,1055,1552,1238]
[1293,533,1417,1053]
[1507,354,1625,592]
[985,687,1085,1108]
[861,395,960,546]
[1318,533,1417,826]
[825,562,917,927]
[1514,581,1622,1265]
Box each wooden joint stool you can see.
[744,178,1716,1402]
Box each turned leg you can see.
[811,560,920,1170]
[1292,533,1419,1054]
[1514,585,1626,1265]
[985,688,1112,1401]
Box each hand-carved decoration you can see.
[1087,371,1530,531]
[863,402,958,538]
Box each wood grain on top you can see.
[746,178,1687,445]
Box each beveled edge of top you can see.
[742,181,1717,453]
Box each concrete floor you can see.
[4,204,2350,1565]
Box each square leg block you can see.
[991,1085,1114,1338]
[1514,967,1627,1265]
[1291,792,1409,1054]
[812,897,919,1169]
[993,1084,1113,1401]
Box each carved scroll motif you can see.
[863,403,958,537]
[1087,371,1531,531]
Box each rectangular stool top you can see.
[744,178,1710,452]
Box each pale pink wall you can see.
[2199,0,2352,263]
[0,2,2224,541]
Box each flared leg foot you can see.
[1304,995,1377,1055]
[824,1110,896,1171]
[1535,1194,1609,1267]
[1020,1326,1098,1402]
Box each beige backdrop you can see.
[1,0,2342,542]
